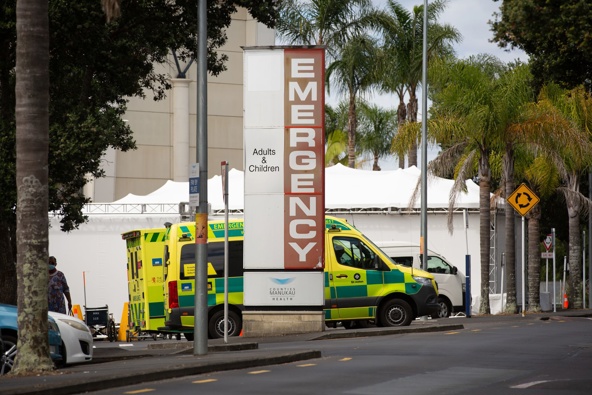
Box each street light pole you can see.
[420,0,429,270]
[194,0,208,356]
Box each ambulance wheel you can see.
[379,299,413,327]
[431,296,452,319]
[184,333,194,341]
[209,310,241,339]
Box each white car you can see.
[48,311,93,365]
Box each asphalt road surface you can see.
[85,316,592,395]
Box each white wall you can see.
[49,210,483,325]
[49,215,180,324]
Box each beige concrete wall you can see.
[93,8,275,202]
[241,311,325,337]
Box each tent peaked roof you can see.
[111,165,479,211]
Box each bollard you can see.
[72,304,83,320]
[119,302,129,341]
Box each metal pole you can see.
[521,216,525,317]
[420,0,429,270]
[194,0,208,356]
[222,162,229,343]
[583,230,586,309]
[589,173,592,308]
[552,228,556,312]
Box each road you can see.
[86,316,592,394]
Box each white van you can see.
[376,242,465,318]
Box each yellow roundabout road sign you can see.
[507,183,540,217]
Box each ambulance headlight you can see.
[413,276,433,287]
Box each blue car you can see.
[0,304,62,374]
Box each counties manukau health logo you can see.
[269,277,296,301]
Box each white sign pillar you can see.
[242,46,325,336]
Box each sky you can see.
[328,0,529,169]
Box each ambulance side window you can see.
[207,241,244,278]
[392,256,413,267]
[180,245,195,280]
[179,241,244,280]
[333,237,376,270]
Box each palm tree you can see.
[325,103,349,166]
[12,0,53,375]
[521,156,560,312]
[357,101,397,170]
[496,63,534,314]
[513,84,592,309]
[276,0,380,61]
[326,34,380,167]
[379,0,459,167]
[410,55,527,315]
[277,0,385,168]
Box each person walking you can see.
[48,256,72,314]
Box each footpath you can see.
[1,309,591,395]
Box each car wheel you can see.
[0,335,17,375]
[208,310,241,339]
[431,296,452,319]
[378,299,413,327]
[55,342,67,368]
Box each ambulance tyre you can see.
[184,333,194,341]
[209,310,241,339]
[379,299,413,327]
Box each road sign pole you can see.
[552,228,556,313]
[521,216,526,317]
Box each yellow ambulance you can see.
[122,227,168,336]
[158,216,439,340]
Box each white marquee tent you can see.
[50,165,487,323]
[112,164,480,211]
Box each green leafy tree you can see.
[276,0,380,60]
[513,84,592,309]
[3,0,277,377]
[327,34,380,167]
[379,0,459,167]
[357,101,397,170]
[325,103,349,166]
[491,0,592,90]
[0,1,278,306]
[277,0,385,168]
[412,55,525,314]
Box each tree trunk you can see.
[347,93,357,168]
[0,221,17,305]
[12,0,53,375]
[397,98,406,169]
[567,203,583,309]
[372,153,381,171]
[478,152,491,314]
[503,146,518,313]
[527,204,541,312]
[406,93,418,167]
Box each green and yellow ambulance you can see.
[156,216,439,339]
[122,227,168,336]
